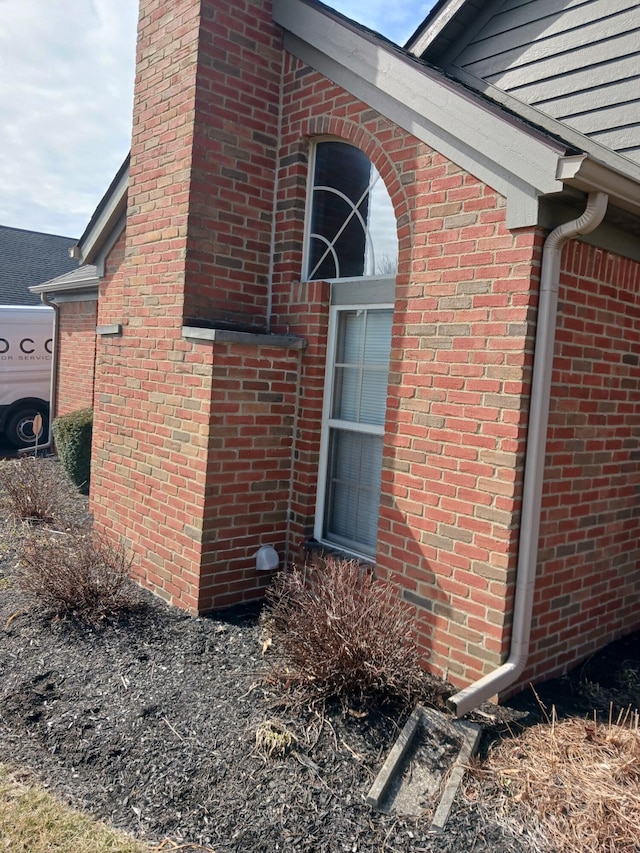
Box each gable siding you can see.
[448,0,640,163]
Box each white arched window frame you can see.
[305,140,398,558]
[303,139,398,282]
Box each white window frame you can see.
[314,300,394,559]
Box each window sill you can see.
[303,538,375,569]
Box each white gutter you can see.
[557,154,640,218]
[448,191,609,717]
[31,277,99,296]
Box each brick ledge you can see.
[182,326,307,349]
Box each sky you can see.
[0,1,435,239]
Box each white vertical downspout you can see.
[448,191,609,717]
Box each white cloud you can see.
[0,0,433,237]
[0,0,138,236]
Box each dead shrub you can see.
[264,559,424,705]
[16,529,139,625]
[0,457,67,525]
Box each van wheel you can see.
[5,407,48,449]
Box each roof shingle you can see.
[0,224,79,306]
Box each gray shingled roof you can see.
[0,224,79,306]
[30,264,98,294]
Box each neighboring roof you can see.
[30,264,99,297]
[0,224,78,306]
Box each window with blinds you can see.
[322,308,393,555]
[308,141,397,558]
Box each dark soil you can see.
[0,463,638,852]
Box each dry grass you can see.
[0,764,150,853]
[0,765,219,853]
[477,706,640,853]
[254,719,296,760]
[264,559,424,705]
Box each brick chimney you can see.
[129,0,282,329]
[91,0,291,613]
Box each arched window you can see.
[305,141,398,281]
[307,141,397,557]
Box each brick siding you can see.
[74,0,639,697]
[525,240,640,683]
[90,0,289,611]
[268,55,546,686]
[56,299,98,416]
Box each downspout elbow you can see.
[448,192,609,718]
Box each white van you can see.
[0,305,54,448]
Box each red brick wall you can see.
[84,0,639,697]
[183,0,283,328]
[56,299,97,416]
[90,0,292,612]
[526,240,640,682]
[263,51,639,690]
[269,54,543,687]
[278,279,331,552]
[91,0,218,607]
[198,342,301,612]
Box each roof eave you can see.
[30,276,99,296]
[76,161,129,266]
[557,154,640,219]
[29,264,100,296]
[404,0,465,55]
[273,0,568,228]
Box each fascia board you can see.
[405,0,468,55]
[29,276,99,295]
[452,68,640,187]
[94,213,127,277]
[78,167,129,266]
[274,0,566,227]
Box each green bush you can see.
[52,408,93,494]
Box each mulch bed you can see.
[0,465,638,852]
